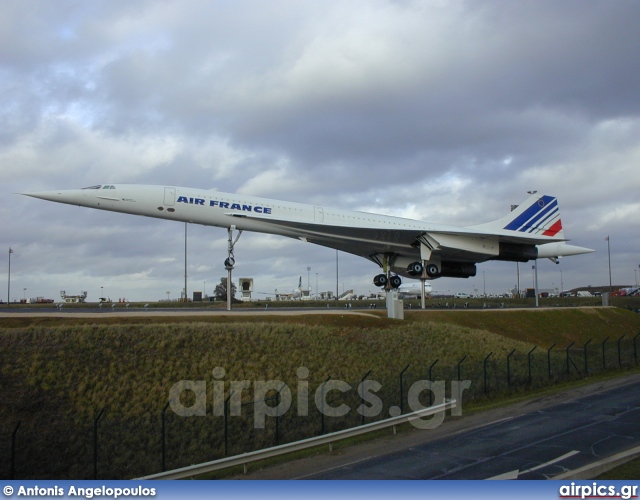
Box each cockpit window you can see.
[82,185,116,190]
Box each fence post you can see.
[547,343,556,380]
[93,407,105,480]
[274,382,287,446]
[583,339,592,376]
[399,364,410,414]
[457,355,467,382]
[634,332,640,365]
[528,346,537,385]
[320,376,330,435]
[507,349,516,388]
[617,335,625,368]
[161,401,170,471]
[565,342,575,376]
[428,360,439,406]
[602,337,609,370]
[275,390,280,446]
[224,390,234,456]
[11,421,20,480]
[360,370,372,426]
[484,352,493,394]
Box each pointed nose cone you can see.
[21,189,87,205]
[22,190,64,202]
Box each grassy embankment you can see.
[0,307,639,479]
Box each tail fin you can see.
[504,194,564,237]
[473,194,565,238]
[298,276,302,288]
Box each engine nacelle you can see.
[439,262,477,278]
[497,243,538,262]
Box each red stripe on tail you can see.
[543,219,563,236]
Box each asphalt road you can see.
[0,304,612,318]
[238,374,640,480]
[0,306,384,318]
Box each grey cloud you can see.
[2,0,639,300]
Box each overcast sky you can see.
[2,0,639,302]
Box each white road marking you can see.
[486,450,580,480]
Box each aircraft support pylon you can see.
[225,226,243,311]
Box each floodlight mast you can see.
[7,248,13,308]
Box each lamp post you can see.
[335,250,339,302]
[605,236,612,292]
[307,266,311,298]
[532,263,539,307]
[7,248,13,307]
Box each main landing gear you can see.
[373,274,402,289]
[372,261,440,290]
[373,260,438,313]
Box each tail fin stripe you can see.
[527,214,560,235]
[504,195,556,232]
[524,198,558,229]
[525,205,559,233]
[542,219,563,236]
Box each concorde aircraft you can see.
[24,184,594,289]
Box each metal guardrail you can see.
[139,399,456,480]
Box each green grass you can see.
[405,307,640,346]
[1,307,639,479]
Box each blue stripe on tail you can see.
[504,195,557,232]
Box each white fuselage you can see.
[25,184,594,280]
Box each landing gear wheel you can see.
[373,274,388,287]
[426,263,440,278]
[407,262,423,276]
[389,275,402,289]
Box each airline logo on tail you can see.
[504,195,563,236]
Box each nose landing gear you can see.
[224,226,243,311]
